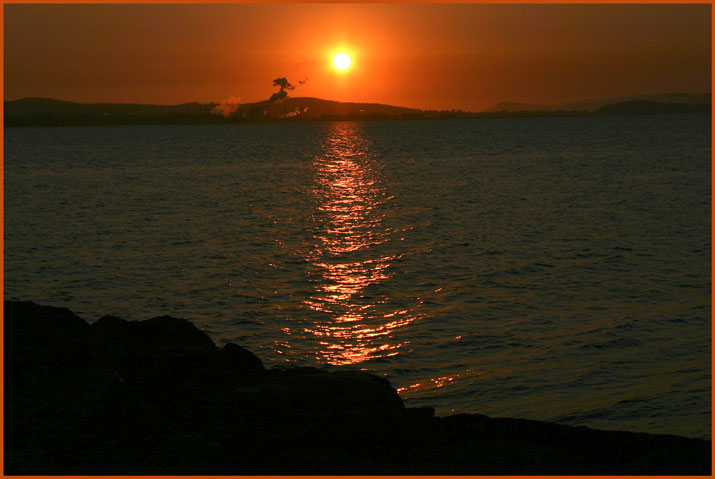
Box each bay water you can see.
[5,114,711,438]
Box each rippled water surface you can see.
[5,115,711,438]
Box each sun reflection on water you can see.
[302,122,417,365]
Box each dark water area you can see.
[4,114,711,438]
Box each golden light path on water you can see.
[301,122,418,365]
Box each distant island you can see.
[485,92,711,113]
[4,92,710,127]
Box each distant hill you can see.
[4,93,711,127]
[4,97,217,116]
[595,100,711,115]
[4,96,422,126]
[486,92,711,112]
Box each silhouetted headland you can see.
[4,93,710,127]
[486,92,711,112]
[5,300,710,475]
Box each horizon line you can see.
[4,90,712,114]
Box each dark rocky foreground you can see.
[4,301,711,475]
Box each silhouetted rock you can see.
[405,406,436,421]
[4,301,92,382]
[230,367,404,433]
[4,301,711,475]
[219,342,265,377]
[91,313,215,357]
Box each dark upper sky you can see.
[4,4,711,111]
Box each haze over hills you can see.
[486,92,711,112]
[4,92,711,126]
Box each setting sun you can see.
[333,52,351,70]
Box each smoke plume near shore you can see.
[211,95,241,117]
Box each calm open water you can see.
[4,115,711,439]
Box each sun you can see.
[333,52,351,70]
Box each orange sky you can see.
[4,4,711,111]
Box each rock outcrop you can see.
[4,301,711,475]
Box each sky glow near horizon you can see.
[4,4,711,111]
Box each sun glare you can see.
[333,53,351,70]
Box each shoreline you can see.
[4,300,711,475]
[5,110,711,128]
[4,102,710,128]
